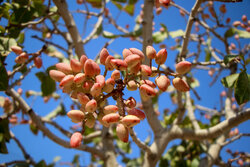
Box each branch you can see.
[10,131,36,165]
[52,0,85,57]
[186,91,200,130]
[82,0,105,44]
[221,133,250,147]
[202,0,242,2]
[6,88,105,159]
[179,0,202,60]
[170,108,250,140]
[128,128,152,154]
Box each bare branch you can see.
[170,108,250,140]
[128,128,152,154]
[6,88,105,159]
[186,91,200,130]
[221,133,250,147]
[52,0,85,57]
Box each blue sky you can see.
[0,0,250,166]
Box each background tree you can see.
[0,0,249,166]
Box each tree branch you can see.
[170,108,250,140]
[52,0,85,57]
[6,88,105,159]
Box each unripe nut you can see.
[56,63,72,74]
[59,75,74,87]
[172,77,190,92]
[116,123,129,143]
[102,113,120,124]
[155,49,167,65]
[103,105,119,115]
[127,80,138,91]
[155,75,170,92]
[67,110,85,123]
[127,108,145,120]
[124,54,141,68]
[49,70,66,82]
[100,48,109,65]
[11,46,23,55]
[121,115,140,127]
[85,99,97,113]
[70,59,83,73]
[175,61,192,75]
[70,132,83,148]
[146,45,156,59]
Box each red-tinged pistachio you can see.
[49,70,66,82]
[15,52,29,64]
[103,105,118,115]
[127,80,138,91]
[34,57,42,68]
[150,66,158,77]
[102,113,120,124]
[110,59,128,71]
[80,55,88,67]
[90,83,102,97]
[111,70,120,80]
[100,48,109,65]
[70,91,78,99]
[172,77,190,92]
[175,61,192,75]
[116,123,129,143]
[124,54,141,68]
[98,112,110,127]
[121,115,140,127]
[159,0,171,6]
[140,80,156,88]
[105,55,115,71]
[85,99,97,113]
[233,21,241,27]
[219,4,226,14]
[155,75,170,91]
[125,97,137,108]
[146,45,156,59]
[67,110,84,123]
[140,84,156,97]
[82,80,94,92]
[155,48,167,65]
[130,62,141,75]
[11,46,23,55]
[74,73,86,84]
[61,85,72,94]
[103,78,115,93]
[59,75,74,87]
[70,59,83,73]
[85,113,95,128]
[129,48,145,61]
[242,15,247,22]
[77,92,90,105]
[84,59,97,77]
[70,132,83,148]
[95,75,105,88]
[122,48,133,59]
[140,65,152,77]
[127,108,145,120]
[56,63,72,74]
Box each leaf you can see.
[30,123,39,135]
[190,78,200,88]
[117,140,131,153]
[221,73,239,88]
[210,115,220,126]
[53,156,61,163]
[153,31,168,44]
[102,31,118,39]
[35,160,47,167]
[176,145,185,153]
[17,31,25,44]
[0,61,8,91]
[169,29,184,38]
[0,37,17,56]
[124,4,135,16]
[191,158,199,167]
[0,118,11,141]
[0,140,8,154]
[224,55,238,65]
[224,28,236,38]
[112,0,127,3]
[36,72,56,96]
[234,70,250,105]
[205,48,211,62]
[235,29,250,38]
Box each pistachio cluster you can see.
[49,46,192,146]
